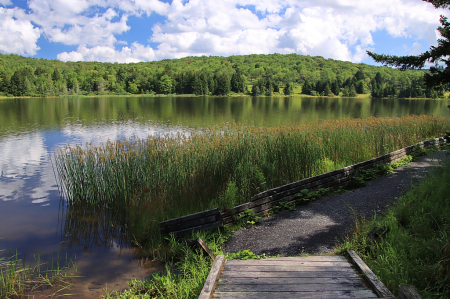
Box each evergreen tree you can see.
[301,80,313,95]
[283,82,293,95]
[323,83,331,96]
[367,0,450,88]
[251,84,260,96]
[214,73,230,95]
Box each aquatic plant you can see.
[0,251,76,298]
[54,115,450,247]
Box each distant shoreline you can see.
[0,93,447,100]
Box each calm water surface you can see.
[0,95,449,297]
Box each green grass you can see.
[336,153,450,298]
[0,251,77,298]
[53,115,450,249]
[101,230,228,299]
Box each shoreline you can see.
[0,93,447,100]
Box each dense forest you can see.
[0,53,445,98]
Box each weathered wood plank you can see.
[215,283,367,292]
[169,220,223,236]
[347,250,394,298]
[225,260,351,267]
[399,285,422,299]
[230,256,347,262]
[223,265,356,272]
[159,208,220,227]
[213,290,379,299]
[196,237,216,260]
[160,214,220,234]
[218,277,364,285]
[198,255,225,299]
[220,271,360,278]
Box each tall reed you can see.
[54,116,450,246]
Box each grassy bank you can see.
[337,154,450,298]
[54,115,450,248]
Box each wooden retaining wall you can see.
[160,137,448,235]
[220,136,448,225]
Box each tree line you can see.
[0,53,445,98]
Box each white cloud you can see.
[0,8,41,55]
[0,0,449,62]
[57,42,157,62]
[147,0,449,63]
[0,0,12,6]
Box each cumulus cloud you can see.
[0,0,449,62]
[0,8,41,55]
[57,42,157,62]
[148,0,448,63]
[0,0,13,6]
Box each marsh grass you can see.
[336,156,450,298]
[54,115,450,248]
[0,251,77,298]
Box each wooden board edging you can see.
[347,250,394,298]
[159,136,448,234]
[399,285,422,299]
[199,255,225,299]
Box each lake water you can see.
[1,95,449,297]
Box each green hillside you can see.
[0,53,444,98]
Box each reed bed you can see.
[54,115,450,246]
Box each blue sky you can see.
[0,0,448,65]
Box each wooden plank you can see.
[213,290,379,299]
[225,260,351,267]
[160,214,220,234]
[159,208,220,228]
[215,283,367,292]
[220,271,360,279]
[223,267,356,274]
[399,285,422,299]
[257,256,347,262]
[198,255,225,299]
[169,220,223,236]
[218,277,364,285]
[347,250,394,298]
[196,237,216,260]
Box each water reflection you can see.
[0,95,449,296]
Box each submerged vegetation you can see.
[337,153,450,298]
[54,115,450,249]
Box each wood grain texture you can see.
[223,265,356,272]
[225,260,351,267]
[215,283,367,292]
[213,290,379,299]
[170,220,223,236]
[159,208,220,227]
[347,250,394,298]
[218,277,364,285]
[199,255,225,299]
[220,271,360,279]
[399,285,422,299]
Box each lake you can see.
[1,95,449,297]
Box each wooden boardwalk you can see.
[200,252,397,299]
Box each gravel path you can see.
[223,151,448,256]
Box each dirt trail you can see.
[223,151,448,256]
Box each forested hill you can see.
[0,53,444,98]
